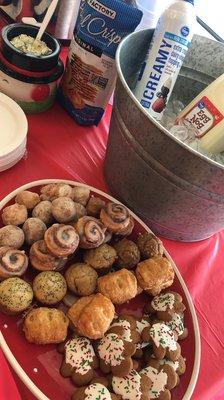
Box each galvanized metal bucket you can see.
[104,29,224,242]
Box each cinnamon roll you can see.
[30,240,67,271]
[0,247,28,280]
[40,183,73,201]
[100,203,134,236]
[75,216,106,249]
[44,224,79,257]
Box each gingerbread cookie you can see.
[140,364,176,399]
[73,383,120,400]
[146,292,186,322]
[109,315,141,345]
[112,369,152,400]
[59,336,98,386]
[159,356,186,376]
[166,313,188,340]
[134,317,151,358]
[97,332,136,377]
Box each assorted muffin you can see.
[0,182,189,400]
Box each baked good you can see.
[30,240,67,271]
[72,186,90,206]
[0,225,25,249]
[166,313,188,340]
[137,233,163,259]
[140,363,177,399]
[73,383,120,400]
[59,336,99,386]
[109,315,141,345]
[67,293,115,339]
[40,183,73,201]
[0,277,33,315]
[23,307,69,344]
[15,190,40,210]
[75,216,106,249]
[2,204,28,226]
[83,244,117,271]
[33,271,67,305]
[32,200,54,225]
[146,292,186,322]
[136,256,174,296]
[97,268,137,304]
[112,369,152,400]
[100,202,134,236]
[65,263,98,296]
[23,218,47,245]
[0,247,28,280]
[113,238,140,269]
[96,332,136,377]
[51,197,78,223]
[86,196,105,217]
[44,224,79,257]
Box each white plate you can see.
[0,92,28,158]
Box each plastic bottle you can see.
[134,0,196,121]
[177,73,224,154]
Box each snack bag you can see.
[58,0,142,126]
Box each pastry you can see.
[0,225,25,249]
[33,271,67,305]
[0,277,33,315]
[67,293,115,339]
[65,263,98,296]
[113,238,140,269]
[100,202,134,236]
[112,369,152,400]
[22,218,47,245]
[96,332,136,377]
[40,183,73,201]
[136,256,174,296]
[73,383,120,400]
[83,244,117,271]
[2,204,28,226]
[137,233,163,259]
[72,186,90,206]
[86,196,105,217]
[146,292,186,322]
[0,247,28,280]
[51,197,79,223]
[15,190,40,210]
[75,216,106,249]
[30,240,67,271]
[44,224,79,257]
[97,268,137,304]
[59,336,99,386]
[32,200,54,225]
[23,307,69,344]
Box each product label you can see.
[182,96,224,138]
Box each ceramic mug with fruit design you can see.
[0,23,64,113]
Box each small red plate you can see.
[0,179,200,400]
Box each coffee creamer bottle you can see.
[134,0,196,121]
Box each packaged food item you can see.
[58,0,142,126]
[177,73,224,154]
[134,0,196,121]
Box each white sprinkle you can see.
[33,368,38,373]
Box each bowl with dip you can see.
[0,23,64,113]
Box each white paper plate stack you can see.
[0,92,28,172]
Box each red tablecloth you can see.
[0,101,224,400]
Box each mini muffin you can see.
[86,196,106,218]
[0,225,25,248]
[0,277,33,315]
[2,204,28,226]
[32,200,54,225]
[30,240,67,271]
[65,263,98,296]
[33,271,67,305]
[67,293,115,340]
[40,183,73,201]
[136,256,174,296]
[0,247,28,280]
[97,268,138,304]
[51,197,78,223]
[15,190,40,210]
[23,218,47,245]
[72,186,90,206]
[113,238,140,269]
[137,233,163,259]
[83,244,117,271]
[23,307,69,344]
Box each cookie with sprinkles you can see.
[109,315,141,344]
[96,332,136,378]
[73,383,121,400]
[58,336,99,386]
[112,369,152,400]
[146,292,186,322]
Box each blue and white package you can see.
[58,0,142,126]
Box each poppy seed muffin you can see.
[33,271,67,305]
[0,277,33,315]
